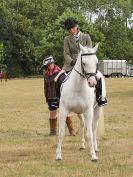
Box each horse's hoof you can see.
[80,147,86,150]
[56,158,62,161]
[91,157,99,162]
[91,159,98,162]
[55,155,62,161]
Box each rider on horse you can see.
[56,17,107,106]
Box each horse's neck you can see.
[69,59,87,88]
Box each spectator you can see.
[42,55,76,136]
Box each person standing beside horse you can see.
[60,17,107,106]
[42,55,76,136]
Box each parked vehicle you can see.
[98,60,130,77]
[127,64,133,77]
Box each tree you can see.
[104,17,133,60]
[0,0,83,76]
[0,0,132,76]
[37,9,105,68]
[0,43,7,72]
[0,43,4,64]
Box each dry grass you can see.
[0,78,133,177]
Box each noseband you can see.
[74,53,98,79]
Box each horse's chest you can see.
[64,95,93,114]
[68,100,89,114]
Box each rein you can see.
[74,67,85,78]
[74,53,98,79]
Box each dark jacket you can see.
[44,65,61,102]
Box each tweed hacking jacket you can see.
[63,31,92,72]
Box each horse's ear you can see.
[93,42,100,53]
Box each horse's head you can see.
[78,43,99,87]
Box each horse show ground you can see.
[0,77,133,177]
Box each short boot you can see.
[49,118,57,136]
[66,116,76,136]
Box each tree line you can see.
[0,0,132,77]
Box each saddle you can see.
[51,72,70,108]
[56,72,70,98]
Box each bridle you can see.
[74,53,98,79]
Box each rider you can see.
[60,17,107,106]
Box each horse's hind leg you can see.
[84,108,98,161]
[77,114,85,149]
[92,106,103,152]
[93,106,103,152]
[56,107,68,160]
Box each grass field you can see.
[0,77,133,177]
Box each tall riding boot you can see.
[96,78,107,106]
[49,118,57,136]
[66,116,76,136]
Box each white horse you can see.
[56,43,103,161]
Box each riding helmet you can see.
[42,56,55,68]
[64,17,78,30]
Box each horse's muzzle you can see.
[87,76,97,87]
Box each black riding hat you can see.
[64,17,78,30]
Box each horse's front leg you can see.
[77,114,85,149]
[93,106,100,152]
[56,106,68,160]
[84,107,98,161]
[93,106,103,152]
